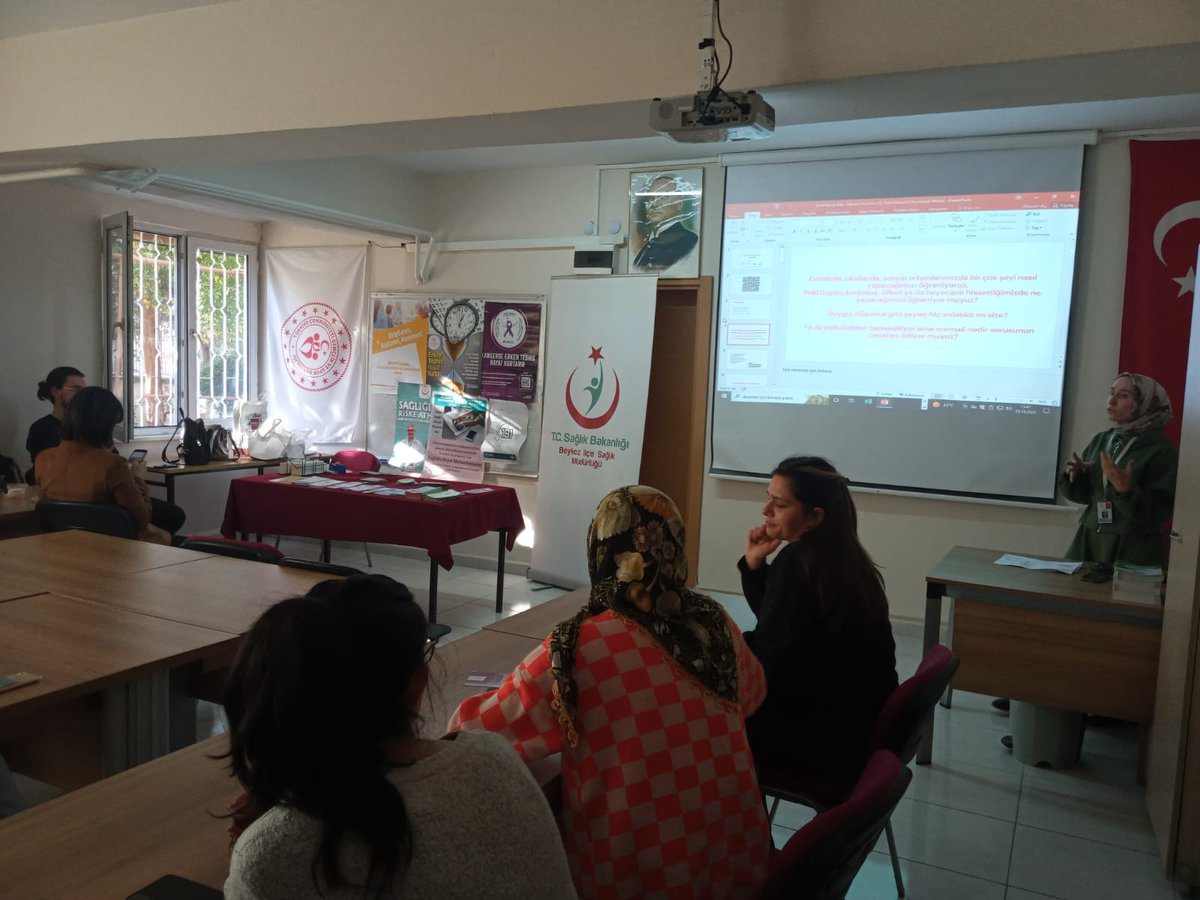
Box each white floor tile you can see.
[1008,826,1175,900]
[1017,770,1157,854]
[907,758,1022,822]
[885,796,1017,884]
[849,852,1007,900]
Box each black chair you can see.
[34,499,137,539]
[180,536,284,564]
[762,750,912,900]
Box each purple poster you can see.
[481,301,541,402]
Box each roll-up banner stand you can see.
[531,275,659,588]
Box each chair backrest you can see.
[869,643,960,765]
[35,499,138,540]
[762,750,912,900]
[331,450,380,474]
[277,557,364,577]
[180,536,285,564]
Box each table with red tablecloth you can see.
[221,474,524,622]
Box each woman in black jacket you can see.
[739,456,898,778]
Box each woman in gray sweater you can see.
[222,574,574,899]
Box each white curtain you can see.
[262,246,367,442]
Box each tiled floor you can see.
[10,541,1181,897]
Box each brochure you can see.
[464,671,506,689]
[428,489,463,500]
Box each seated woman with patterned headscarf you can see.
[449,485,772,900]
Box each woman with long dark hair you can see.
[222,574,572,900]
[35,386,169,544]
[740,456,898,778]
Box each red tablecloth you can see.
[221,475,524,570]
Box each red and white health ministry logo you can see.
[565,345,620,429]
[282,302,352,391]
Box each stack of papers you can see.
[427,489,462,501]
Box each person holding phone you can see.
[223,575,573,900]
[35,387,170,544]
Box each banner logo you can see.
[565,346,620,429]
[282,302,352,391]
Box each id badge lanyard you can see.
[1097,432,1136,529]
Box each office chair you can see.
[180,536,285,564]
[759,644,960,898]
[34,499,138,540]
[762,750,912,900]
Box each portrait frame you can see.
[628,168,703,278]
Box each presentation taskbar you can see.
[718,392,1060,416]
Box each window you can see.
[104,213,257,439]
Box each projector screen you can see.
[712,144,1085,501]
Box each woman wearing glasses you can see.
[222,574,573,899]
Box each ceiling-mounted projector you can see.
[649,90,775,143]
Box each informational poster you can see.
[389,383,432,472]
[422,388,488,482]
[481,302,541,402]
[368,292,546,476]
[531,275,659,587]
[370,296,429,393]
[427,298,484,394]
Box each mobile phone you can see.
[128,449,148,463]
[0,672,42,695]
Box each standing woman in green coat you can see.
[1061,372,1177,567]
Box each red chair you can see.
[759,644,960,898]
[762,750,912,900]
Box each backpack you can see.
[178,417,211,466]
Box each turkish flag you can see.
[1120,140,1200,448]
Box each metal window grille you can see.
[130,230,178,429]
[194,248,249,422]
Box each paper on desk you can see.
[994,554,1082,574]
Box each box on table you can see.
[1112,564,1164,605]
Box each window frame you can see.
[103,213,260,439]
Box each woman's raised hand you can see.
[1064,452,1092,483]
[1099,451,1134,494]
[744,524,781,571]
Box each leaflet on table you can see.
[291,476,342,487]
[422,389,487,482]
[342,482,386,493]
[427,489,463,500]
[391,383,432,473]
[373,487,411,496]
[993,554,1082,574]
[406,485,439,495]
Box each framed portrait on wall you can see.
[629,168,703,277]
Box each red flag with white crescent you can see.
[1120,140,1200,448]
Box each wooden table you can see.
[0,592,238,788]
[923,545,1164,763]
[144,456,283,505]
[483,588,585,641]
[0,735,234,899]
[423,628,543,733]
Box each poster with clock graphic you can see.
[426,298,484,394]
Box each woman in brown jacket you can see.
[35,387,169,544]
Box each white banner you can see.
[262,247,367,443]
[531,275,658,587]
